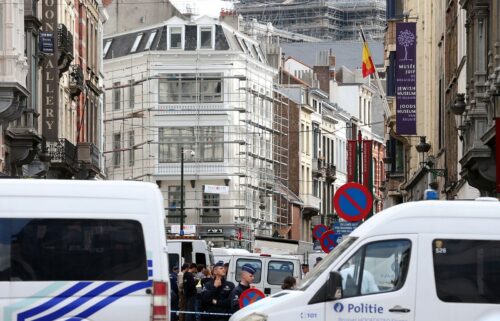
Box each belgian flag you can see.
[362,42,375,78]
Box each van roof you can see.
[0,180,162,215]
[230,253,300,260]
[351,200,500,237]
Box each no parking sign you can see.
[319,230,343,253]
[333,182,373,222]
[239,288,266,308]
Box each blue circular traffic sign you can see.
[312,224,329,240]
[239,288,266,308]
[333,183,373,222]
[319,230,339,253]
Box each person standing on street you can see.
[301,263,309,278]
[170,266,180,321]
[281,276,297,290]
[184,263,198,321]
[178,263,190,321]
[200,261,235,321]
[230,264,256,313]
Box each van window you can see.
[433,239,500,303]
[267,260,294,285]
[182,242,193,263]
[0,218,147,281]
[235,259,262,283]
[338,239,411,297]
[196,253,206,266]
[169,253,180,271]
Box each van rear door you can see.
[1,218,153,321]
[266,258,297,295]
[233,257,264,292]
[325,235,417,321]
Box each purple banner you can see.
[396,22,417,135]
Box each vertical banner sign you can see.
[42,0,59,140]
[496,119,500,193]
[347,140,357,182]
[362,140,373,189]
[396,22,417,135]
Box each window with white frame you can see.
[158,73,223,103]
[167,186,183,223]
[158,126,224,163]
[103,40,112,57]
[168,26,183,49]
[113,82,121,110]
[112,133,121,167]
[130,33,143,53]
[129,130,135,166]
[144,30,157,50]
[128,79,134,108]
[199,26,213,49]
[202,192,220,223]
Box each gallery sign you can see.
[42,0,59,139]
[396,22,417,135]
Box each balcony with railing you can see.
[47,138,78,174]
[325,163,337,183]
[57,24,74,76]
[77,142,100,175]
[69,64,84,99]
[312,158,326,178]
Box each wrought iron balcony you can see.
[47,138,78,170]
[57,24,74,76]
[69,64,84,99]
[312,157,326,177]
[325,163,337,183]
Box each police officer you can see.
[200,261,235,321]
[230,264,256,313]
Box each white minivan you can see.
[226,253,300,295]
[167,239,214,269]
[230,199,500,321]
[0,180,170,321]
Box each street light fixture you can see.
[180,147,195,236]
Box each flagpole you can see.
[359,27,391,119]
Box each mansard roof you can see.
[103,17,266,64]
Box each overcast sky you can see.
[170,0,234,18]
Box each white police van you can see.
[230,199,500,321]
[0,180,170,321]
[167,238,214,270]
[226,253,300,295]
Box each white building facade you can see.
[103,16,283,248]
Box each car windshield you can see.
[297,236,358,290]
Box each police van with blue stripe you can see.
[230,199,500,321]
[0,180,170,321]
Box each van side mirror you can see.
[327,271,343,300]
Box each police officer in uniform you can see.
[230,264,256,313]
[200,261,235,321]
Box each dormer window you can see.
[144,30,157,50]
[168,26,183,49]
[198,26,214,49]
[103,39,112,57]
[130,33,143,53]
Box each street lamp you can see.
[180,147,195,236]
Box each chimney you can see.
[329,55,336,80]
[220,9,239,31]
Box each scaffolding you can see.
[234,0,386,40]
[103,33,290,249]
